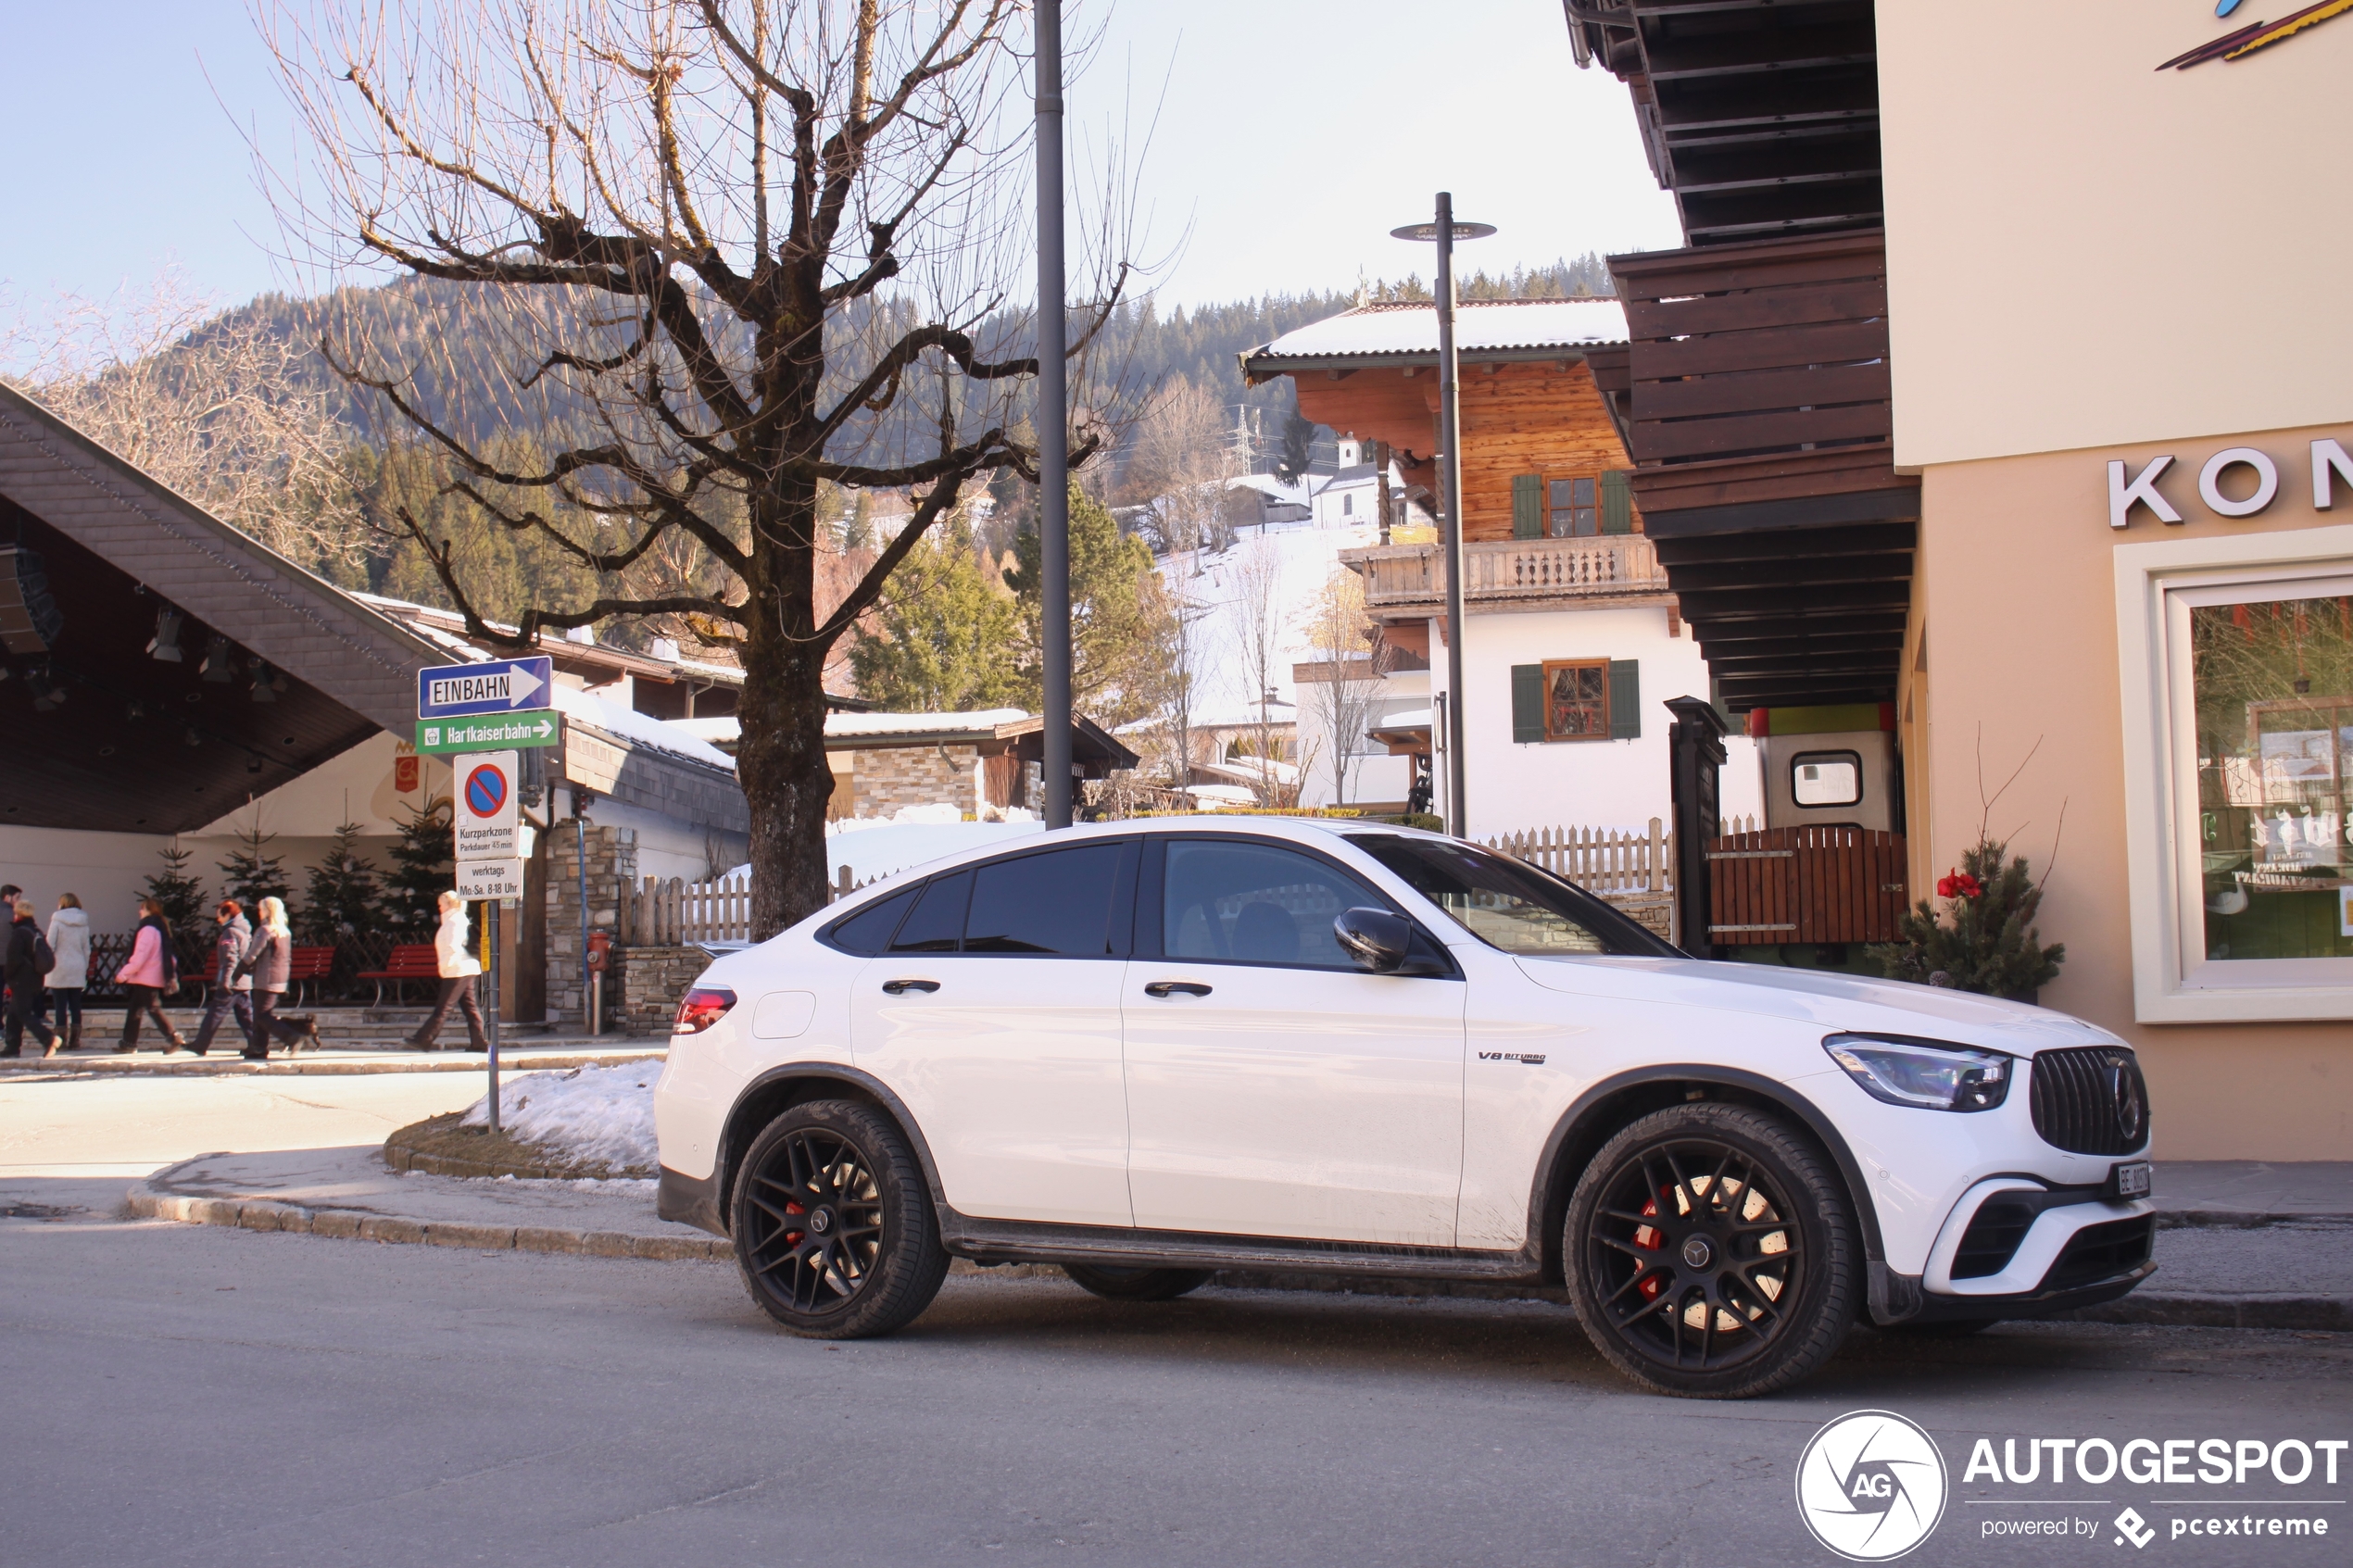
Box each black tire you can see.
[731,1099,949,1339]
[1565,1103,1859,1399]
[1063,1264,1212,1302]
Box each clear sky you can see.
[0,0,1680,317]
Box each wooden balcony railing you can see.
[1342,533,1671,613]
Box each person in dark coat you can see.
[233,896,316,1060]
[187,899,254,1058]
[2,886,60,1059]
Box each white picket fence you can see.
[623,864,889,946]
[624,818,1772,945]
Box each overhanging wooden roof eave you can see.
[1239,343,1613,388]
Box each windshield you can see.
[1347,834,1680,959]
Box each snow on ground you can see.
[462,1062,661,1173]
[1163,513,1380,722]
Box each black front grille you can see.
[1951,1197,2040,1279]
[2030,1047,2151,1155]
[2044,1215,2156,1292]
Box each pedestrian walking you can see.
[45,894,90,1053]
[233,896,317,1060]
[114,897,187,1055]
[2,885,60,1059]
[405,890,489,1052]
[186,898,253,1058]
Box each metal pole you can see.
[485,898,502,1134]
[1435,191,1470,838]
[573,794,590,1027]
[1037,0,1072,830]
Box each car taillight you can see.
[674,986,737,1035]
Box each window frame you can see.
[1136,834,1458,977]
[1790,749,1865,809]
[1541,658,1613,742]
[2115,523,2353,1022]
[1545,472,1601,538]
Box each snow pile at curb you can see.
[461,1062,660,1173]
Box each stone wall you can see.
[1601,891,1676,944]
[613,945,708,1035]
[544,820,636,1026]
[844,745,982,817]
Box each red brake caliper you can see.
[783,1199,806,1248]
[1632,1190,1667,1299]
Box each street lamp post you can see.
[1037,0,1072,830]
[1391,195,1493,838]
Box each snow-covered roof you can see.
[1370,708,1433,733]
[554,684,737,771]
[1241,297,1628,380]
[356,592,746,687]
[827,708,1029,737]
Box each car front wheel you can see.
[731,1099,949,1339]
[1566,1103,1858,1399]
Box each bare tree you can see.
[2,273,365,569]
[260,0,1135,934]
[1304,565,1378,806]
[1229,532,1287,805]
[1125,373,1242,556]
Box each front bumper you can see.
[1870,1177,2158,1324]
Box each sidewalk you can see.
[1,1006,667,1078]
[120,1152,2353,1330]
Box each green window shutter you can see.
[1600,470,1634,535]
[1511,664,1544,743]
[1607,659,1641,739]
[1511,474,1542,540]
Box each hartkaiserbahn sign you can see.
[416,711,559,754]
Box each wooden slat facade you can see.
[1706,825,1907,945]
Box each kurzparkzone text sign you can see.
[417,656,551,719]
[416,711,560,754]
[454,752,521,861]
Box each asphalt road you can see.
[5,1210,2348,1568]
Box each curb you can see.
[382,1114,653,1183]
[4,1049,664,1080]
[122,1181,732,1262]
[119,1180,2352,1332]
[2156,1210,2353,1232]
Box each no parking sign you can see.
[454,750,521,860]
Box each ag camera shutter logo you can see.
[1795,1410,1949,1561]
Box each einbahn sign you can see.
[417,656,552,719]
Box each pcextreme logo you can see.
[1795,1411,1950,1562]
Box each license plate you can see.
[2112,1160,2152,1198]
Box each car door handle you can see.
[880,978,940,996]
[1143,981,1213,998]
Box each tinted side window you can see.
[889,871,972,953]
[964,843,1126,955]
[1162,841,1378,970]
[826,885,917,955]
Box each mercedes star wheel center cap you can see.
[810,1209,833,1235]
[1680,1236,1714,1270]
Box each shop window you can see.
[2118,532,2353,1022]
[1792,751,1863,808]
[2185,587,2353,965]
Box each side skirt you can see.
[939,1208,1546,1284]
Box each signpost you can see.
[416,710,559,754]
[418,655,551,717]
[417,659,558,1135]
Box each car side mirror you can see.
[1335,907,1413,974]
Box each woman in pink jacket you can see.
[115,897,186,1054]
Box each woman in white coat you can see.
[44,894,90,1053]
[405,891,489,1052]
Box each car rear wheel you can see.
[1566,1103,1858,1399]
[732,1099,948,1339]
[1063,1264,1212,1301]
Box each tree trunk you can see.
[737,618,837,939]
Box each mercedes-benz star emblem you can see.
[810,1210,832,1234]
[1680,1236,1713,1270]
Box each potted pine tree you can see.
[1869,838,2065,1003]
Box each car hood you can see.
[1514,955,2124,1056]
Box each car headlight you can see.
[1823,1034,2011,1112]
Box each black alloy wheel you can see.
[1063,1264,1213,1302]
[1567,1103,1858,1399]
[731,1099,948,1339]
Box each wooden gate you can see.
[1706,826,1908,946]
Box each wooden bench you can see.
[193,944,336,1007]
[357,944,440,1006]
